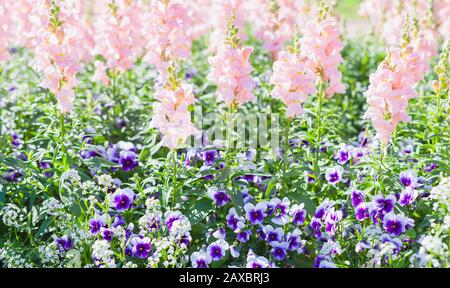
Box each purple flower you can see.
[324,208,343,236]
[304,171,315,184]
[310,217,323,237]
[383,213,408,237]
[263,225,284,245]
[39,161,54,178]
[425,163,437,173]
[399,170,417,187]
[314,200,332,219]
[119,151,139,172]
[101,228,114,241]
[335,144,351,165]
[226,208,245,231]
[112,188,135,212]
[246,252,270,268]
[13,151,27,162]
[245,149,257,161]
[381,234,402,253]
[207,187,231,207]
[4,170,22,182]
[191,251,211,268]
[54,235,72,252]
[290,204,307,226]
[106,145,121,163]
[271,242,288,261]
[325,166,344,185]
[185,149,199,167]
[111,214,126,227]
[11,132,21,147]
[207,239,229,261]
[269,197,290,226]
[373,194,396,214]
[131,237,152,259]
[164,211,184,232]
[115,118,127,129]
[286,230,303,252]
[398,188,417,207]
[244,202,267,225]
[89,214,107,235]
[237,230,251,243]
[351,190,365,208]
[355,203,369,221]
[202,150,219,166]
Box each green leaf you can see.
[185,197,212,225]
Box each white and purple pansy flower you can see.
[111,188,135,212]
[244,202,267,225]
[373,194,396,214]
[398,187,418,207]
[325,166,344,185]
[131,236,152,259]
[207,187,231,207]
[269,197,290,226]
[226,208,245,231]
[399,170,418,188]
[263,225,284,245]
[207,239,229,261]
[89,213,107,235]
[289,203,307,226]
[191,251,212,268]
[246,251,270,268]
[270,241,289,261]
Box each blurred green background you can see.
[336,0,362,19]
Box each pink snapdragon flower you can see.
[208,45,256,107]
[270,42,316,117]
[33,1,81,114]
[93,0,145,74]
[143,0,193,81]
[150,83,198,150]
[364,45,421,144]
[301,12,345,97]
[0,5,11,62]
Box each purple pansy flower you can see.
[424,163,437,173]
[202,150,219,166]
[351,190,365,208]
[39,161,54,178]
[269,197,290,226]
[244,202,267,225]
[131,236,152,259]
[101,228,114,242]
[271,242,288,261]
[246,251,270,268]
[286,229,303,251]
[226,208,245,231]
[11,132,21,147]
[263,225,284,245]
[119,150,139,172]
[207,239,229,261]
[325,166,344,185]
[112,188,135,212]
[237,230,251,243]
[207,187,231,207]
[373,194,396,214]
[54,235,72,252]
[383,213,413,237]
[4,170,22,182]
[399,170,418,187]
[89,214,107,235]
[290,204,307,226]
[398,188,417,207]
[191,251,211,268]
[355,203,369,221]
[335,144,351,165]
[164,211,186,233]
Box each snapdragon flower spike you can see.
[244,202,267,225]
[399,170,418,187]
[207,239,229,262]
[207,13,256,108]
[290,204,307,226]
[191,251,212,268]
[263,225,284,245]
[112,188,135,212]
[325,166,344,185]
[373,194,396,214]
[226,208,245,231]
[131,236,152,259]
[207,187,231,207]
[269,197,290,226]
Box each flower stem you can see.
[313,80,325,181]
